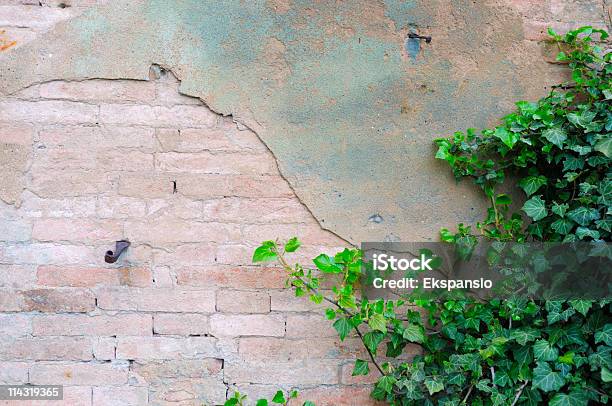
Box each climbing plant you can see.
[252,27,611,405]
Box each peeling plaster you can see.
[0,0,570,243]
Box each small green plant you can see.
[224,389,314,406]
[252,27,611,405]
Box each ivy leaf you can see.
[313,254,342,273]
[363,331,385,354]
[333,318,352,341]
[549,391,589,406]
[602,367,612,383]
[252,241,277,262]
[284,237,301,253]
[569,300,592,316]
[551,202,569,217]
[551,218,574,235]
[533,339,559,361]
[402,324,425,343]
[532,362,565,392]
[567,206,600,226]
[494,127,519,148]
[256,400,269,406]
[595,324,612,346]
[272,391,285,404]
[368,313,387,334]
[424,377,444,395]
[594,136,612,157]
[510,327,541,345]
[376,375,397,394]
[575,227,600,240]
[543,127,567,148]
[518,176,547,196]
[522,196,548,221]
[352,359,370,376]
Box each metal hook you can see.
[407,32,432,43]
[105,240,131,263]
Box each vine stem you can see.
[460,384,474,405]
[510,381,528,406]
[274,248,385,376]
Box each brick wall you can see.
[0,1,609,405]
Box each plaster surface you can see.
[0,0,569,243]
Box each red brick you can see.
[93,386,148,406]
[115,337,219,360]
[30,362,129,385]
[19,193,97,218]
[124,219,240,244]
[297,386,383,406]
[0,288,95,312]
[153,313,209,336]
[37,266,151,287]
[95,287,216,313]
[0,243,99,265]
[340,361,381,384]
[147,378,226,405]
[32,314,152,336]
[0,337,92,361]
[132,359,223,379]
[0,265,36,289]
[209,314,284,337]
[0,314,31,336]
[216,290,270,313]
[270,290,327,312]
[32,218,123,242]
[239,337,366,361]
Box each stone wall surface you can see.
[0,1,610,405]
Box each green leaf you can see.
[424,376,444,395]
[256,400,269,406]
[333,318,352,340]
[549,391,589,406]
[225,399,239,406]
[510,327,541,345]
[402,324,425,343]
[368,313,387,334]
[522,196,548,221]
[594,136,612,157]
[567,206,600,226]
[602,367,612,383]
[312,254,342,273]
[543,127,567,148]
[518,176,547,196]
[532,362,565,392]
[551,218,574,235]
[494,127,519,148]
[569,300,592,316]
[272,391,285,404]
[376,375,397,394]
[252,241,277,262]
[302,402,315,406]
[551,202,569,217]
[495,194,512,205]
[284,237,301,253]
[533,339,559,361]
[352,359,370,376]
[595,324,612,346]
[363,331,385,354]
[575,226,600,240]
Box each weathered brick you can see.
[549,0,605,21]
[0,314,31,337]
[225,359,339,385]
[19,192,97,218]
[0,219,31,241]
[239,337,366,361]
[0,288,95,312]
[115,337,218,360]
[242,223,346,246]
[155,128,242,152]
[0,243,99,265]
[30,361,129,385]
[93,337,116,361]
[151,266,174,287]
[153,244,245,267]
[155,152,276,175]
[96,287,216,313]
[297,386,383,406]
[155,81,202,106]
[285,314,338,338]
[153,105,218,128]
[97,196,146,219]
[201,197,311,223]
[37,266,151,287]
[124,219,240,245]
[0,100,98,124]
[340,361,381,384]
[117,173,176,198]
[0,361,29,384]
[32,218,123,242]
[0,5,74,29]
[132,359,223,380]
[216,290,270,313]
[147,378,226,405]
[99,104,155,125]
[32,314,152,336]
[209,314,284,337]
[40,79,155,102]
[0,264,35,288]
[146,197,202,219]
[29,170,116,197]
[0,121,33,145]
[0,337,92,361]
[96,150,154,172]
[39,125,155,151]
[153,313,209,336]
[92,386,149,406]
[175,265,285,289]
[270,289,326,312]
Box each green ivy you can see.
[251,27,611,405]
